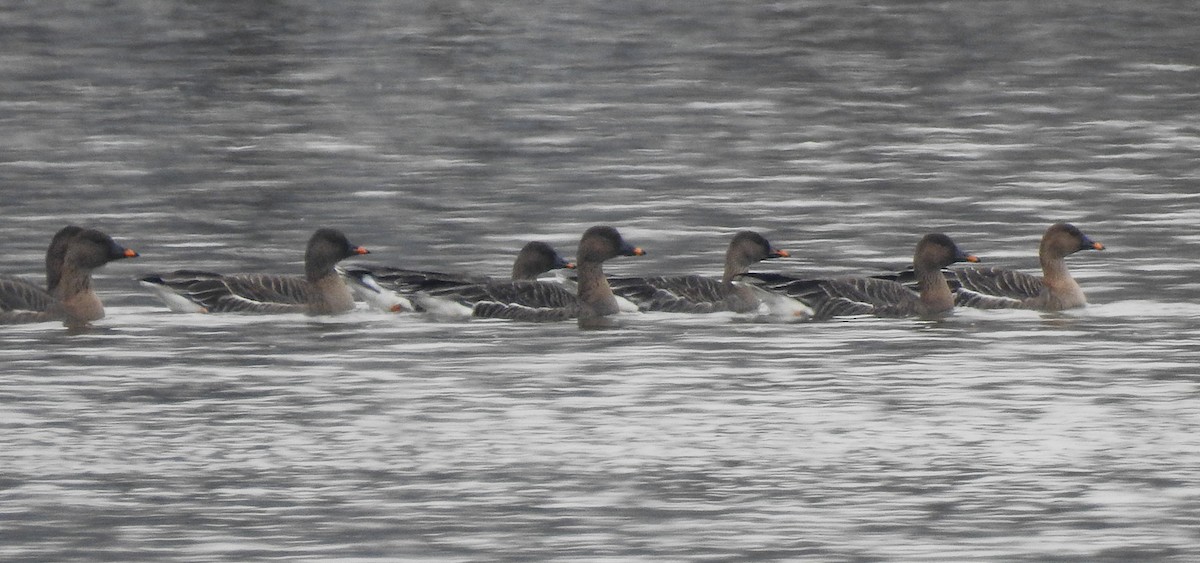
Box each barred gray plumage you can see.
[140,228,367,315]
[604,231,788,314]
[0,276,58,323]
[340,240,576,319]
[741,233,979,320]
[873,223,1103,312]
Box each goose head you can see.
[1041,223,1104,259]
[576,226,645,265]
[305,228,369,279]
[913,233,978,271]
[62,228,139,273]
[512,241,575,280]
[725,231,789,275]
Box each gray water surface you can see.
[2,1,1199,561]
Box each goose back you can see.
[745,275,914,319]
[460,280,581,321]
[340,240,574,315]
[2,227,137,326]
[608,274,744,313]
[141,228,366,315]
[884,223,1104,312]
[743,233,977,320]
[0,276,57,323]
[607,230,781,314]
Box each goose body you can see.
[743,233,979,320]
[954,223,1103,311]
[607,231,792,314]
[414,278,582,322]
[0,226,138,327]
[365,230,644,323]
[877,223,1104,311]
[140,228,368,315]
[341,241,574,316]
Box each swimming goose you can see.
[392,227,644,323]
[0,227,139,326]
[936,223,1103,311]
[607,231,791,313]
[742,233,979,320]
[340,241,575,313]
[140,228,369,315]
[573,225,646,327]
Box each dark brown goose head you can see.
[46,225,85,291]
[305,228,369,281]
[913,233,979,272]
[575,226,645,328]
[511,241,575,280]
[723,231,789,282]
[1041,223,1104,261]
[576,226,645,266]
[62,228,139,273]
[1036,223,1103,309]
[910,233,976,317]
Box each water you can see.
[2,1,1199,560]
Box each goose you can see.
[742,233,979,320]
[340,241,575,313]
[916,223,1103,311]
[140,228,368,315]
[0,226,139,326]
[573,225,646,327]
[606,231,797,314]
[399,226,645,323]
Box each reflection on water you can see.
[3,0,1200,561]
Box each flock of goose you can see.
[0,223,1103,328]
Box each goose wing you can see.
[417,279,574,308]
[429,280,580,321]
[141,270,309,313]
[873,266,1033,309]
[608,275,728,313]
[0,276,55,312]
[950,267,1042,302]
[802,277,921,319]
[740,273,917,319]
[218,274,312,310]
[0,276,57,323]
[342,264,488,294]
[471,298,578,322]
